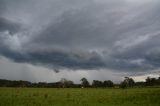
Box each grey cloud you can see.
[0,17,20,33]
[31,2,122,48]
[0,48,106,70]
[0,0,160,74]
[0,0,5,14]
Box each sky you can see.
[0,0,160,83]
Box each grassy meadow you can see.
[0,87,160,106]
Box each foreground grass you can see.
[0,87,160,106]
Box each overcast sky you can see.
[0,0,160,83]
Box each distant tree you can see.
[158,77,160,85]
[120,77,135,88]
[146,77,158,86]
[65,80,74,88]
[146,77,152,86]
[120,81,127,89]
[151,78,156,85]
[124,77,135,87]
[80,78,90,87]
[92,80,103,87]
[146,76,160,86]
[60,78,74,88]
[103,80,114,87]
[60,78,67,88]
[128,78,135,87]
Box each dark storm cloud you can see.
[0,17,20,33]
[1,0,160,73]
[0,49,105,69]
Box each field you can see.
[0,88,160,106]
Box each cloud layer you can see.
[1,0,160,76]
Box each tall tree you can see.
[120,77,135,88]
[80,78,90,87]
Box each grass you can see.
[0,87,160,106]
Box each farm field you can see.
[0,87,160,106]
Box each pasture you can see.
[0,87,160,106]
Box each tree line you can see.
[0,76,160,88]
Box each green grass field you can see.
[0,87,160,106]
